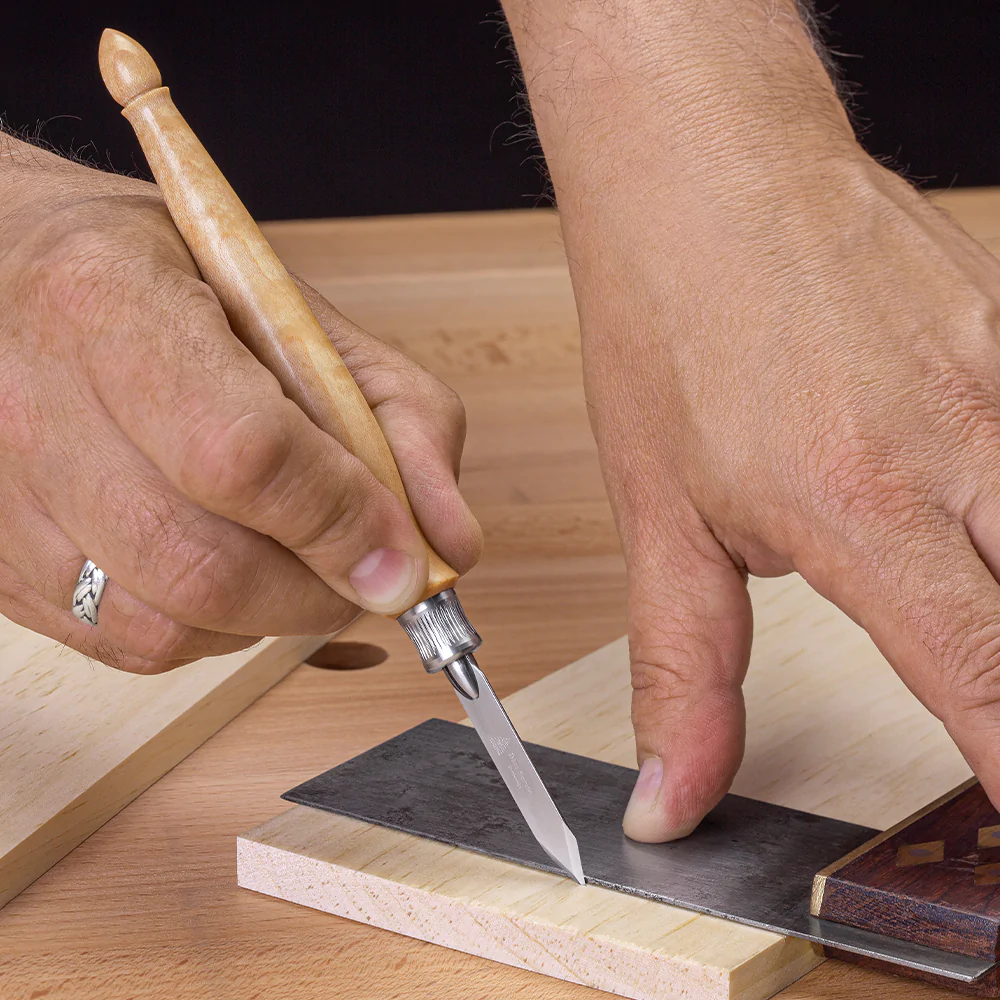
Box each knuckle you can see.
[794,354,1000,537]
[805,424,903,518]
[627,599,744,728]
[83,635,182,675]
[800,416,941,550]
[146,271,226,343]
[154,531,255,627]
[125,496,257,626]
[419,376,467,439]
[118,652,192,675]
[434,382,468,442]
[630,656,695,711]
[21,217,217,353]
[628,624,706,708]
[942,621,1000,716]
[119,608,204,666]
[178,406,293,517]
[629,581,732,672]
[25,227,138,331]
[292,473,382,554]
[354,348,458,424]
[119,612,258,669]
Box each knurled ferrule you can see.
[397,589,481,673]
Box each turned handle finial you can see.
[99,29,162,107]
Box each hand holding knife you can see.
[99,28,584,885]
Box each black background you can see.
[2,2,998,221]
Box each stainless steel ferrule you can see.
[397,588,481,671]
[397,589,482,700]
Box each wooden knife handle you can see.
[98,28,458,603]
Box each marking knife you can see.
[98,28,584,885]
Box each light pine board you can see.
[238,573,973,1000]
[1,622,328,908]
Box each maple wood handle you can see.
[98,28,458,603]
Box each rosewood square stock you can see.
[813,778,1000,993]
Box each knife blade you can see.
[398,591,585,884]
[449,657,585,884]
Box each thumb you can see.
[622,518,753,842]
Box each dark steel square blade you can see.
[282,718,994,983]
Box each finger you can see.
[78,267,428,614]
[29,397,359,637]
[300,283,484,573]
[620,508,753,842]
[809,509,1000,808]
[0,505,257,672]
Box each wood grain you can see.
[238,571,972,1000]
[0,628,327,910]
[1,191,997,999]
[809,779,979,916]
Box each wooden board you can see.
[0,622,328,909]
[238,572,974,1000]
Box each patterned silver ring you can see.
[72,559,109,628]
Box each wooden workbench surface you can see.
[3,194,996,1000]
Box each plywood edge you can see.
[809,777,979,915]
[1,634,325,907]
[238,806,821,1000]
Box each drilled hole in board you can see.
[306,641,388,671]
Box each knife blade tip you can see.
[546,825,585,885]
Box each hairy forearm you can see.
[0,136,67,238]
[0,132,72,190]
[501,0,863,229]
[0,132,154,239]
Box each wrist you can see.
[503,0,863,228]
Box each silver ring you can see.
[72,559,109,627]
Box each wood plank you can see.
[0,624,328,909]
[262,209,569,281]
[930,188,1000,247]
[238,573,973,1000]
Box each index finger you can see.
[809,510,1000,804]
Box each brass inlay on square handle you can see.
[896,840,945,867]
